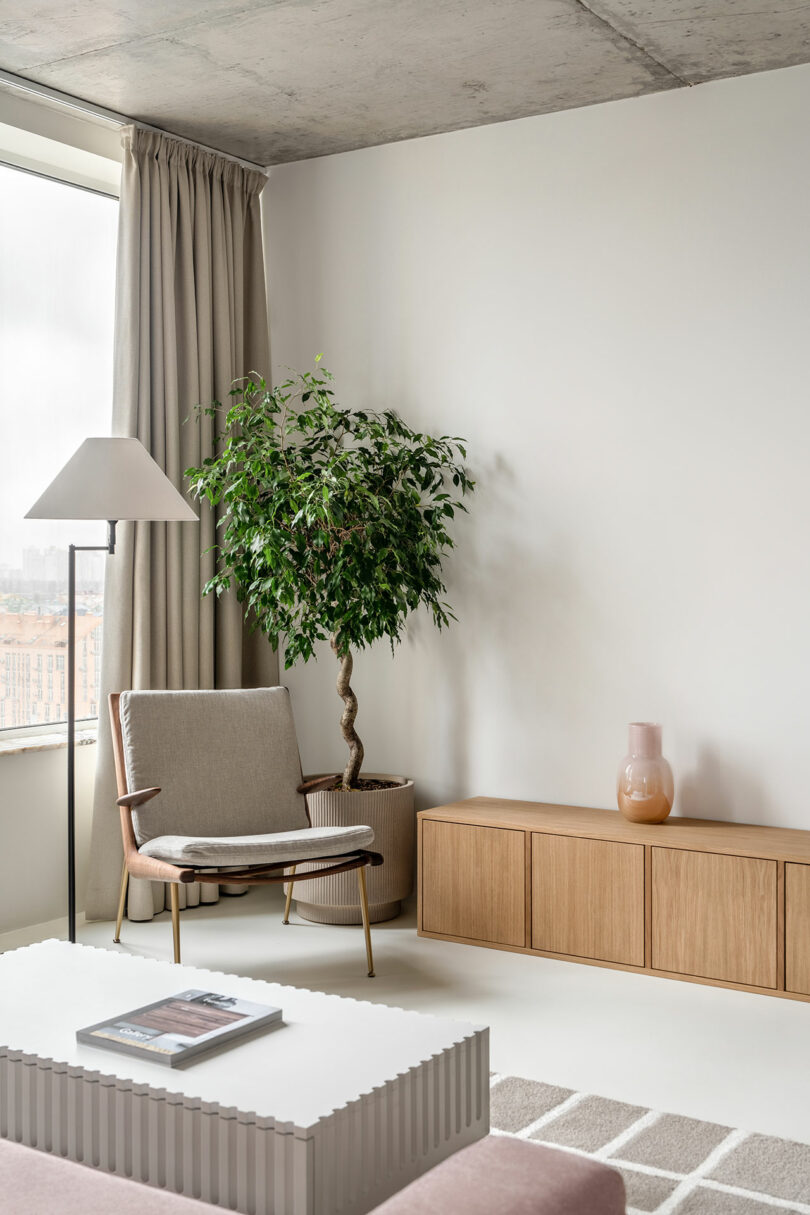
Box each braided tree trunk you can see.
[331,634,364,789]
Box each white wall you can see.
[0,743,96,935]
[265,64,810,830]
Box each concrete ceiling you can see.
[1,1,809,165]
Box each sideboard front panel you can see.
[531,833,645,966]
[785,862,810,995]
[418,800,810,1003]
[421,819,526,947]
[652,848,777,988]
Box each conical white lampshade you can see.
[25,437,198,522]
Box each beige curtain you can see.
[84,126,277,923]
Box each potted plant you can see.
[186,359,474,922]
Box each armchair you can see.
[108,688,382,973]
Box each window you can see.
[0,162,118,731]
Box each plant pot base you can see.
[290,774,415,925]
[293,899,402,925]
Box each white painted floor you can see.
[4,889,810,1147]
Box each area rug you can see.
[490,1075,810,1214]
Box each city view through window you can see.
[0,164,118,730]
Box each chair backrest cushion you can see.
[119,687,310,846]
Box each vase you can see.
[617,722,674,824]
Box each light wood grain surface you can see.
[785,862,810,995]
[651,847,777,988]
[420,819,525,947]
[417,799,810,1002]
[421,799,810,863]
[531,833,645,966]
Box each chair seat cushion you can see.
[139,823,375,867]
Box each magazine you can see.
[77,989,282,1067]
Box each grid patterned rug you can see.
[490,1075,810,1214]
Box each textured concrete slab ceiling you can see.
[1,0,809,164]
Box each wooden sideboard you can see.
[417,798,810,1002]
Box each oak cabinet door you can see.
[531,833,645,966]
[652,848,777,988]
[420,819,526,947]
[786,862,810,995]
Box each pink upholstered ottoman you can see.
[0,1140,219,1215]
[369,1135,626,1215]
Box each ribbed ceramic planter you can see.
[292,774,415,924]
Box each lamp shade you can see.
[25,437,198,522]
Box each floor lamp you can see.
[26,438,198,943]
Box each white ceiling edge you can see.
[0,77,122,158]
[0,69,265,174]
[0,119,120,195]
[0,77,122,194]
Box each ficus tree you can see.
[185,359,474,790]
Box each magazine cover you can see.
[77,989,282,1067]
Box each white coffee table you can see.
[0,941,488,1215]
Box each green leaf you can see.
[184,358,475,775]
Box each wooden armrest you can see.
[297,774,338,795]
[117,786,161,808]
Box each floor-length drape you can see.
[85,126,277,922]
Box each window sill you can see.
[0,729,97,757]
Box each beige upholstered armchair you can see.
[108,688,382,973]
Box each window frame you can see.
[0,125,120,742]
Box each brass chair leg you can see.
[283,865,296,924]
[113,860,129,944]
[357,864,375,978]
[170,883,181,964]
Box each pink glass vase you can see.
[617,722,674,824]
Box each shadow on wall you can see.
[679,747,775,827]
[360,450,785,829]
[410,450,609,810]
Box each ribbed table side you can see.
[0,1027,488,1215]
[0,1049,305,1214]
[311,1028,489,1215]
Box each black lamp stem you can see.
[66,519,117,943]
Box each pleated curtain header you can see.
[121,125,268,196]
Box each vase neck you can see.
[628,722,662,758]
